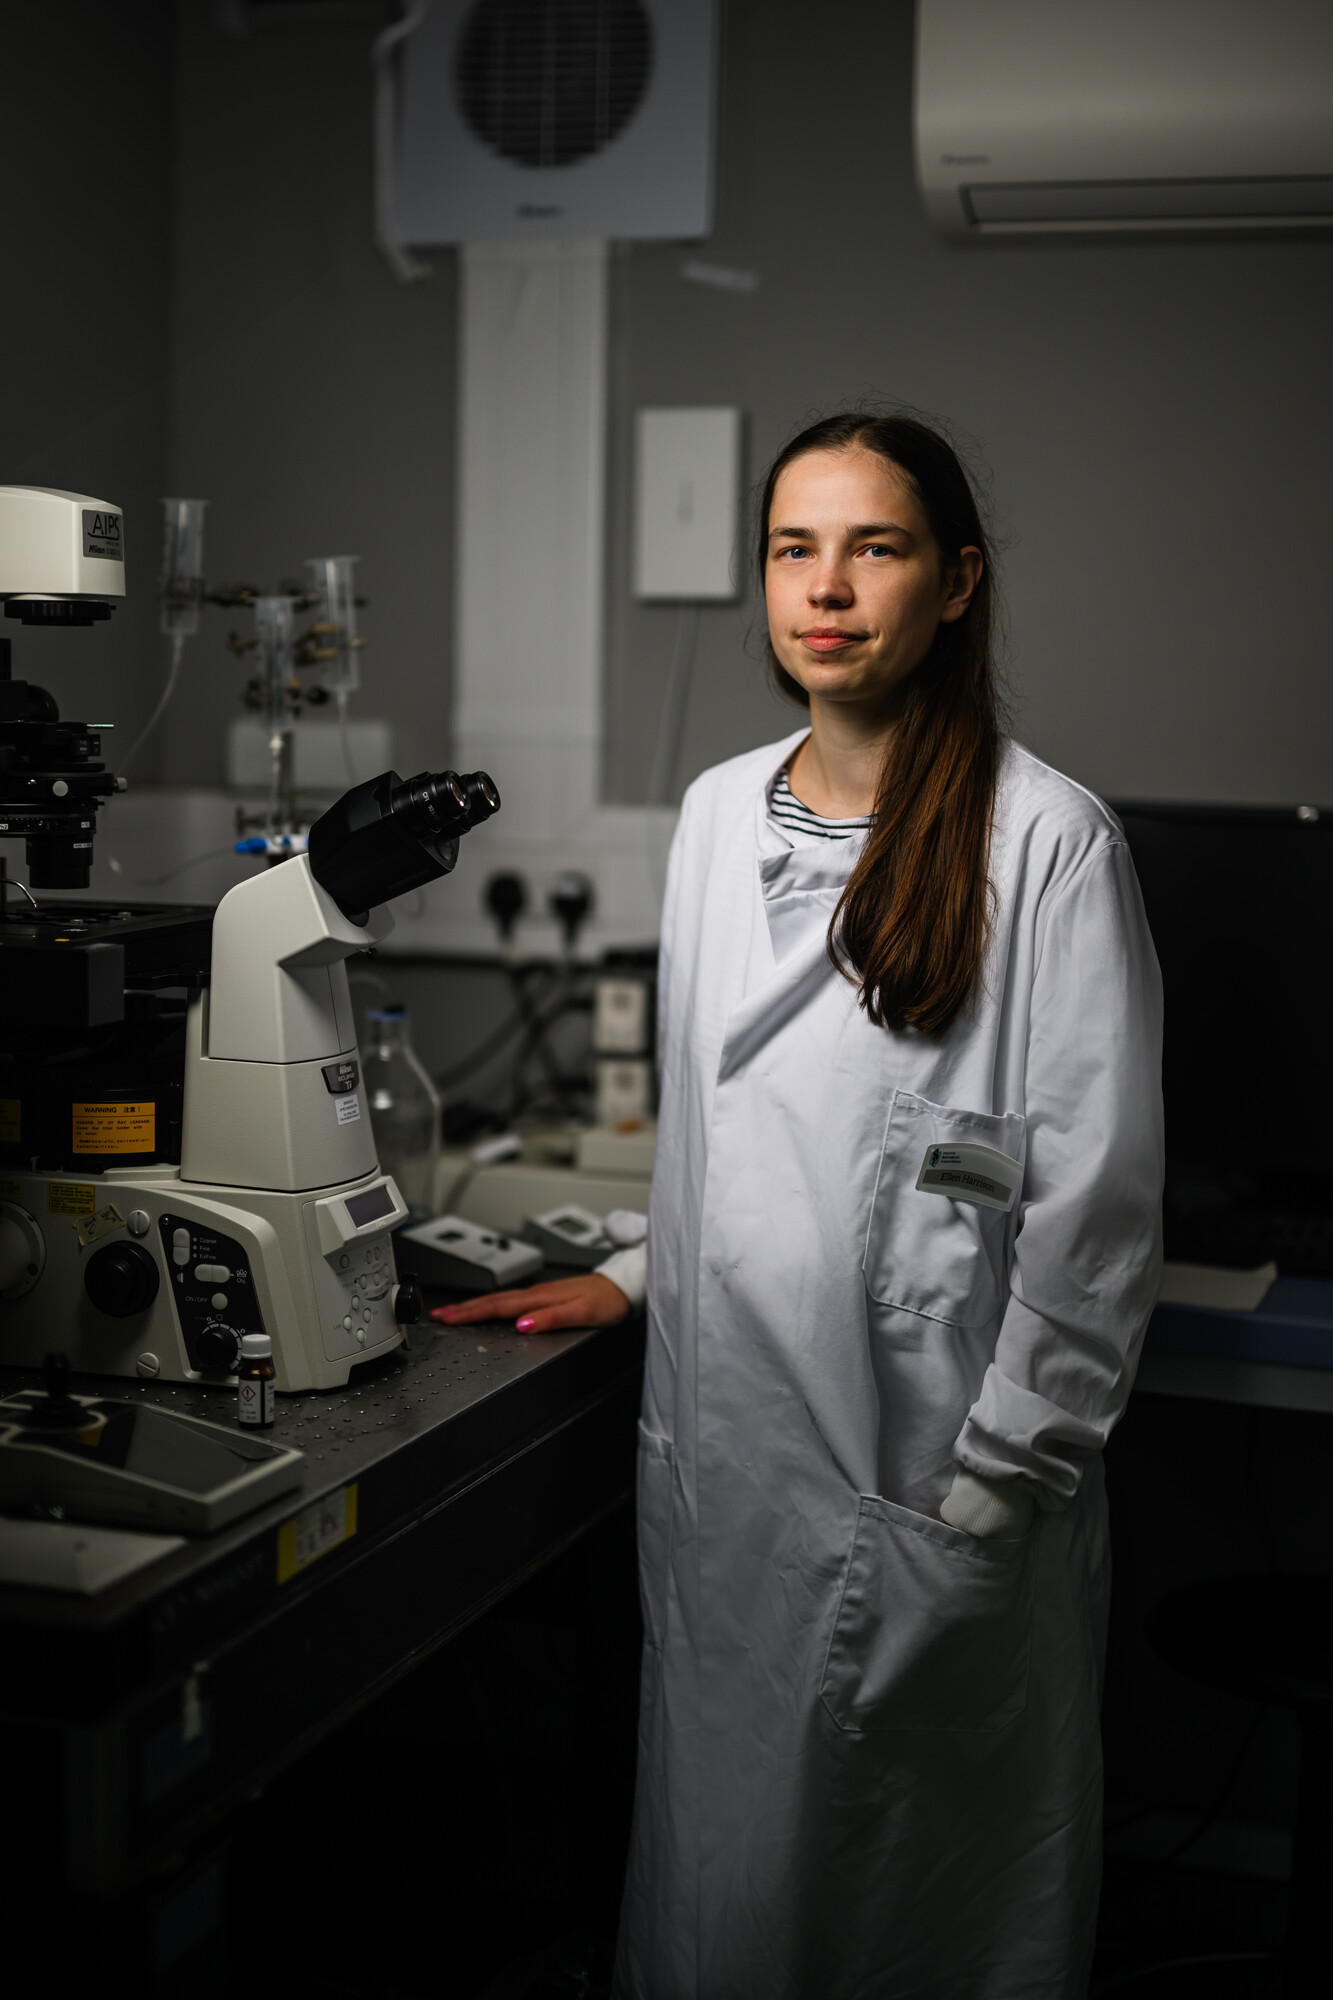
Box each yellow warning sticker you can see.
[0,1178,20,1200]
[47,1182,97,1216]
[277,1483,359,1585]
[0,1099,19,1145]
[71,1102,155,1154]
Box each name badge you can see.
[916,1140,1022,1213]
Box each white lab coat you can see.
[613,732,1164,2000]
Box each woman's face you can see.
[764,448,981,714]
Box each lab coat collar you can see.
[753,731,869,962]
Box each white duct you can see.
[387,240,675,956]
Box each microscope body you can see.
[1,860,411,1390]
[0,481,500,1394]
[175,853,412,1388]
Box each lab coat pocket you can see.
[636,1422,675,1652]
[820,1495,1036,1734]
[863,1090,1025,1327]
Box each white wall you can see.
[162,1,460,793]
[604,2,1333,808]
[7,0,1330,826]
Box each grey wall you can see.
[162,1,459,788]
[606,1,1333,808]
[0,4,173,761]
[161,0,1333,809]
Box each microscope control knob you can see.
[392,1279,424,1326]
[195,1323,240,1375]
[83,1241,161,1318]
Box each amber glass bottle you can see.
[237,1332,276,1428]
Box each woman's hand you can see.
[431,1273,633,1336]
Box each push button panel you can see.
[304,1214,401,1363]
[338,1235,392,1306]
[158,1213,266,1377]
[333,1233,394,1349]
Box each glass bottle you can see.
[237,1332,275,1428]
[361,1004,441,1208]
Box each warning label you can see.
[277,1484,359,1584]
[0,1099,18,1145]
[72,1101,155,1154]
[48,1182,96,1216]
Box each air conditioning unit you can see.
[916,0,1333,240]
[394,0,716,243]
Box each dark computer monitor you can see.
[1112,801,1333,1275]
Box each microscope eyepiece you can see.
[462,771,500,827]
[387,769,501,842]
[389,770,469,839]
[308,766,501,920]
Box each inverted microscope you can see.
[0,486,498,1394]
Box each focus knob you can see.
[393,1278,424,1326]
[83,1241,161,1318]
[195,1324,239,1374]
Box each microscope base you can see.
[0,1166,409,1393]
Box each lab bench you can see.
[0,1302,645,1987]
[1138,1275,1333,1412]
[1106,1287,1333,1895]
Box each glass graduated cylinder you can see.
[159,497,208,638]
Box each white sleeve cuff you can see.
[939,1468,1036,1541]
[594,1241,647,1310]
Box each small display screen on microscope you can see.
[345,1184,395,1229]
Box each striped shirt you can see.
[770,766,874,842]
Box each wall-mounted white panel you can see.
[633,407,741,600]
[396,0,716,244]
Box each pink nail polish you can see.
[516,1314,536,1331]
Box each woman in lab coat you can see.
[438,412,1164,1999]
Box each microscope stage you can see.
[0,901,213,1028]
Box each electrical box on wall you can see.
[395,0,717,243]
[633,407,741,601]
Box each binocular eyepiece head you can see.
[389,768,500,841]
[307,765,500,922]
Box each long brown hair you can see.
[758,413,1001,1036]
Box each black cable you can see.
[432,965,589,1103]
[433,1000,533,1090]
[1091,1950,1278,1997]
[1147,1701,1269,1866]
[431,965,560,1091]
[1105,1693,1269,1860]
[505,966,597,1122]
[510,962,572,1108]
